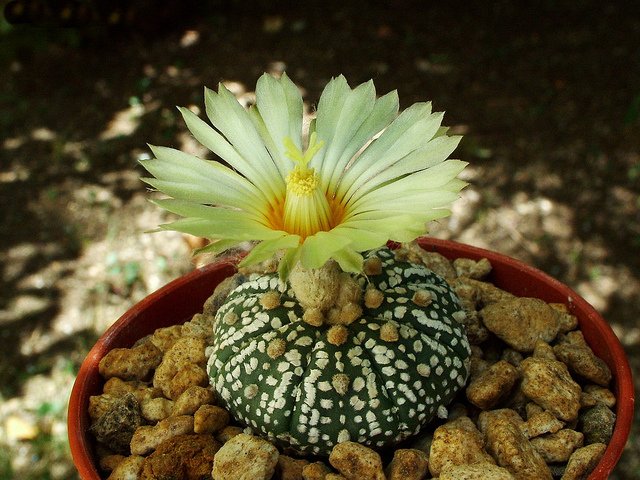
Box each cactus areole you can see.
[207,247,471,455]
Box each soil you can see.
[0,1,638,478]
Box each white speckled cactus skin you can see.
[207,247,471,455]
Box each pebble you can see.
[579,403,617,445]
[429,416,495,477]
[139,433,220,479]
[106,455,144,480]
[211,433,279,480]
[553,331,612,386]
[90,393,143,455]
[481,297,561,352]
[466,359,520,409]
[561,443,607,480]
[520,357,582,422]
[439,462,516,480]
[530,429,584,463]
[301,461,332,479]
[277,454,310,480]
[385,449,429,480]
[484,416,552,480]
[328,442,386,480]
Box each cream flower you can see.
[141,73,466,278]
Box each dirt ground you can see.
[0,1,638,478]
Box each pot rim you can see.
[67,238,634,479]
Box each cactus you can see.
[207,246,471,455]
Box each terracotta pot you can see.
[68,238,634,479]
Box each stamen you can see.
[282,134,333,238]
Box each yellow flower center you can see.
[286,168,319,196]
[282,133,334,239]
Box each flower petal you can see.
[337,104,446,201]
[299,231,352,270]
[278,246,302,281]
[142,145,268,214]
[178,107,254,174]
[240,234,301,267]
[323,89,399,195]
[151,198,263,224]
[351,190,460,214]
[329,226,389,251]
[251,72,303,177]
[331,247,363,273]
[205,84,285,201]
[346,160,467,213]
[192,238,244,257]
[159,216,284,241]
[314,79,376,187]
[346,135,462,204]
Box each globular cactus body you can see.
[207,247,471,455]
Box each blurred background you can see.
[0,0,638,478]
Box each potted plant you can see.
[69,74,634,479]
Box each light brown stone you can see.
[385,449,429,480]
[130,415,194,456]
[150,325,183,352]
[277,454,310,480]
[429,416,495,477]
[140,397,173,422]
[522,410,564,439]
[329,441,385,480]
[580,384,616,408]
[481,297,561,352]
[301,461,332,480]
[171,385,215,416]
[194,404,230,434]
[478,409,525,435]
[530,429,584,463]
[439,462,516,480]
[212,433,279,480]
[453,257,492,279]
[99,342,163,381]
[106,455,145,480]
[553,331,612,386]
[520,357,581,422]
[466,360,520,409]
[167,363,209,399]
[153,336,207,399]
[215,425,244,443]
[561,443,607,480]
[484,416,552,480]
